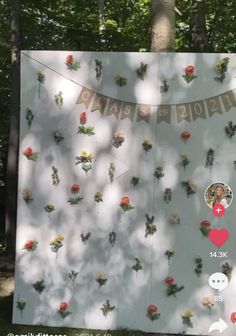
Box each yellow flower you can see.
[96,271,107,280]
[143,139,152,146]
[182,310,193,318]
[80,151,93,160]
[51,234,64,244]
[114,131,124,138]
[95,191,103,197]
[37,70,44,76]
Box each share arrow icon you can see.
[209,318,228,333]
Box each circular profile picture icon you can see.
[204,182,233,209]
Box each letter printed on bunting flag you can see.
[220,89,236,111]
[136,104,151,123]
[156,105,171,124]
[176,104,192,122]
[76,87,94,108]
[205,96,222,117]
[190,100,207,121]
[91,93,108,114]
[120,102,136,121]
[106,98,122,118]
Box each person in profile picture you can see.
[211,184,228,208]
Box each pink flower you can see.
[24,240,33,249]
[23,147,33,157]
[66,55,73,65]
[165,276,175,285]
[231,312,236,323]
[71,184,80,193]
[147,304,158,315]
[200,220,211,228]
[59,302,68,311]
[185,65,195,74]
[120,196,130,206]
[181,131,191,143]
[80,112,87,125]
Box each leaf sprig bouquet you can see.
[77,112,95,136]
[67,184,83,205]
[132,257,142,272]
[182,180,197,197]
[182,65,197,83]
[101,300,115,317]
[50,234,64,257]
[75,151,93,174]
[136,62,148,80]
[68,270,78,284]
[154,166,164,180]
[165,276,184,297]
[33,280,45,294]
[215,57,229,82]
[142,139,152,153]
[146,304,160,321]
[225,121,236,139]
[145,214,156,238]
[205,148,214,169]
[16,296,26,319]
[200,220,211,238]
[119,196,135,212]
[112,131,125,148]
[23,147,39,161]
[96,271,108,287]
[182,310,194,328]
[65,55,80,71]
[58,302,72,319]
[44,203,55,213]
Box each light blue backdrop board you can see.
[13,51,236,335]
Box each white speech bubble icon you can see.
[208,272,229,292]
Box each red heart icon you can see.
[208,228,229,248]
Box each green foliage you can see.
[176,0,236,52]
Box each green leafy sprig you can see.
[52,166,60,186]
[132,257,142,272]
[145,214,156,238]
[101,300,115,317]
[115,75,127,86]
[136,62,147,80]
[33,280,45,294]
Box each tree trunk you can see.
[190,0,210,52]
[5,0,21,257]
[98,0,106,48]
[151,0,175,52]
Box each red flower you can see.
[200,220,211,228]
[147,304,158,315]
[71,184,80,193]
[24,240,33,249]
[120,196,130,206]
[80,112,87,125]
[181,131,191,143]
[23,147,33,157]
[59,302,68,311]
[66,55,73,65]
[231,312,236,323]
[185,65,195,74]
[165,276,175,285]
